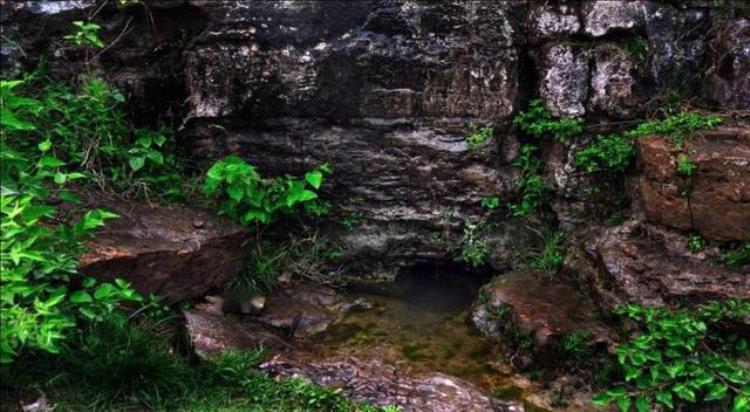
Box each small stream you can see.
[307,264,535,406]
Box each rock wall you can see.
[2,0,748,280]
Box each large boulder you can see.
[261,354,524,412]
[79,198,249,303]
[637,127,750,242]
[577,219,750,312]
[471,272,614,352]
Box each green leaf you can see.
[591,393,613,406]
[146,150,164,165]
[705,383,728,402]
[69,291,93,304]
[305,170,323,189]
[616,396,631,412]
[734,396,749,412]
[129,156,145,171]
[655,391,673,409]
[635,396,649,412]
[38,139,52,152]
[54,172,67,185]
[673,383,696,402]
[39,156,65,167]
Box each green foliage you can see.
[203,155,332,226]
[2,318,383,411]
[465,124,494,150]
[575,112,722,176]
[1,79,143,363]
[574,134,636,174]
[509,144,549,217]
[676,154,697,177]
[448,219,490,267]
[621,37,648,62]
[592,300,750,412]
[529,230,566,272]
[559,330,594,362]
[513,100,583,142]
[722,242,750,267]
[481,196,501,210]
[687,234,706,253]
[622,112,723,142]
[3,76,184,199]
[63,21,104,49]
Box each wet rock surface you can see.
[471,272,614,351]
[582,219,750,311]
[637,127,750,242]
[256,284,342,338]
[78,197,249,303]
[261,354,524,412]
[183,303,293,358]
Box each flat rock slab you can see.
[255,283,344,338]
[261,354,524,412]
[79,197,249,303]
[587,219,750,310]
[472,272,613,349]
[183,304,293,358]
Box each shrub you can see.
[592,300,750,412]
[509,144,549,217]
[513,100,583,142]
[203,155,332,225]
[574,134,636,174]
[722,242,750,267]
[1,79,142,363]
[676,154,697,177]
[465,124,494,150]
[448,219,490,267]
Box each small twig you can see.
[88,0,109,20]
[93,16,133,60]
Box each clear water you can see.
[309,266,530,401]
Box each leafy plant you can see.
[574,134,636,174]
[202,155,332,226]
[560,330,594,362]
[1,79,143,363]
[465,124,494,149]
[592,300,750,412]
[509,144,549,217]
[722,242,750,267]
[513,100,583,142]
[448,219,490,267]
[687,234,706,253]
[530,230,566,272]
[676,153,697,177]
[63,21,104,49]
[4,75,184,200]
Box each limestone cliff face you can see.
[2,0,748,280]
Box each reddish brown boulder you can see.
[471,272,614,351]
[79,198,249,303]
[637,127,750,242]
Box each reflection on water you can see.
[311,265,528,401]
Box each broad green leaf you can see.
[69,291,93,304]
[734,396,749,412]
[129,156,145,171]
[705,383,728,401]
[655,391,673,409]
[305,170,323,189]
[635,396,649,412]
[39,156,65,167]
[673,384,696,402]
